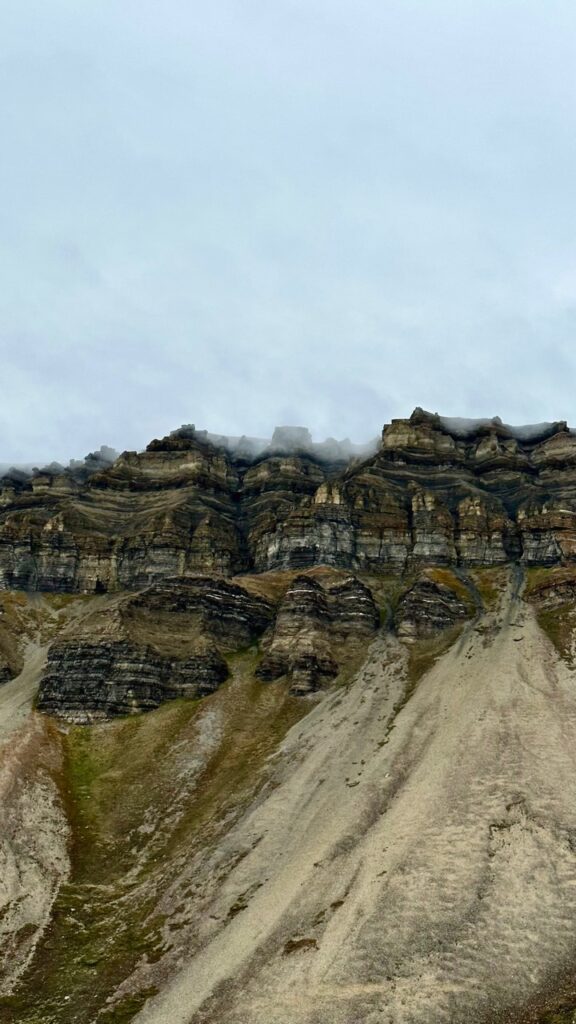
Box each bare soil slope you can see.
[136,569,576,1024]
[3,572,576,1022]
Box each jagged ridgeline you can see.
[6,411,576,1024]
[2,408,576,593]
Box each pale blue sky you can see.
[2,0,576,462]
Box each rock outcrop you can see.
[36,576,275,721]
[10,407,576,718]
[34,569,380,715]
[37,638,230,721]
[127,575,275,647]
[525,566,576,609]
[395,570,474,641]
[257,574,379,695]
[4,411,576,592]
[10,420,576,1024]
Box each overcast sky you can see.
[2,0,576,462]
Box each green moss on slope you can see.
[0,650,307,1024]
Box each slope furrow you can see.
[136,571,576,1024]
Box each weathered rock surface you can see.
[7,408,576,724]
[7,538,576,1022]
[0,712,69,996]
[395,570,474,641]
[5,412,576,592]
[0,646,16,686]
[128,574,275,648]
[36,576,275,721]
[257,574,379,695]
[35,570,380,715]
[525,567,576,609]
[12,407,576,721]
[37,639,230,721]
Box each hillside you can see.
[2,412,576,1022]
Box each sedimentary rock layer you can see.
[34,571,383,717]
[394,570,475,640]
[4,410,576,592]
[257,574,379,694]
[35,576,276,721]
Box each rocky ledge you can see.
[395,570,475,641]
[4,410,576,593]
[36,576,274,721]
[6,407,576,720]
[256,574,380,695]
[34,570,382,718]
[31,565,482,718]
[37,638,229,721]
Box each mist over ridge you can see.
[4,408,576,483]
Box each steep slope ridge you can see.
[3,569,576,1021]
[131,569,576,1024]
[0,642,309,1024]
[0,595,99,997]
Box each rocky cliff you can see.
[35,570,381,718]
[256,573,379,695]
[36,576,274,721]
[3,410,576,595]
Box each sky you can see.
[2,0,576,463]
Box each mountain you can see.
[2,410,576,1023]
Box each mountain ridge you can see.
[3,408,576,598]
[2,412,576,1023]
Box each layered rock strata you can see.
[257,574,379,695]
[34,569,382,715]
[36,576,274,721]
[8,406,576,722]
[395,570,474,641]
[127,575,275,647]
[4,411,576,592]
[37,639,230,721]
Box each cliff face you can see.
[35,570,380,718]
[256,574,379,695]
[36,576,275,721]
[3,410,576,595]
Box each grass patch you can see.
[535,606,576,665]
[468,567,508,611]
[538,1010,576,1024]
[358,571,417,627]
[406,623,464,689]
[47,594,96,609]
[523,568,576,664]
[421,568,475,610]
[524,566,576,598]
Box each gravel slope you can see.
[0,637,69,992]
[136,569,576,1024]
